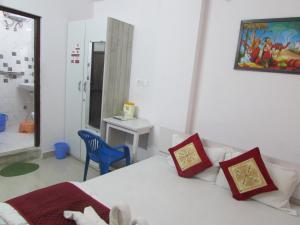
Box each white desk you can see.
[103,117,153,162]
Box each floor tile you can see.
[0,156,99,201]
[0,125,34,155]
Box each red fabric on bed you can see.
[6,182,110,225]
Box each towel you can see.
[64,203,132,225]
[109,204,149,225]
[64,206,107,225]
[0,203,29,225]
[0,217,6,225]
[130,219,149,225]
[109,203,131,225]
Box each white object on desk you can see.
[113,115,135,121]
[103,117,153,162]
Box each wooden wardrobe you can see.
[65,17,134,161]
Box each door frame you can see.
[0,5,41,147]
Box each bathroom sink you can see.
[18,83,34,92]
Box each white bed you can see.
[77,155,300,225]
[1,155,300,225]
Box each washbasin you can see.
[18,83,34,91]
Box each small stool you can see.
[19,121,35,133]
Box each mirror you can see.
[88,41,105,129]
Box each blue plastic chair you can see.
[78,130,131,181]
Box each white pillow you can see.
[292,178,300,203]
[172,133,188,146]
[216,151,300,216]
[167,146,226,182]
[194,147,227,182]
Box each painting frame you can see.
[234,17,300,75]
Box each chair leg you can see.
[83,157,90,181]
[100,162,110,175]
[126,155,131,166]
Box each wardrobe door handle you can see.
[83,81,87,93]
[78,81,82,91]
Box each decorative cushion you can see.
[219,148,277,200]
[168,133,212,178]
[167,147,226,182]
[216,151,299,215]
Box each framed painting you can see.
[234,17,300,74]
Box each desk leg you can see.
[105,124,110,143]
[132,133,139,162]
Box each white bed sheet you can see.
[76,155,300,225]
[1,155,300,225]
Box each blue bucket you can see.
[0,113,8,132]
[54,142,70,159]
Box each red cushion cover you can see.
[219,148,277,200]
[168,133,212,178]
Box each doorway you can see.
[0,5,40,154]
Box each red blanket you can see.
[6,182,110,225]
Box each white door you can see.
[65,21,86,160]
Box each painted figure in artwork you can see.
[240,48,252,63]
[241,31,262,64]
[261,37,273,67]
[250,38,261,63]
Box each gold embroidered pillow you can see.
[168,133,212,178]
[219,148,278,200]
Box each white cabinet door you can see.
[65,21,86,160]
[80,19,107,162]
[82,19,107,130]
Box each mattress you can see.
[1,155,300,225]
[77,155,300,225]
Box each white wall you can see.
[0,0,94,151]
[193,0,300,164]
[93,0,203,156]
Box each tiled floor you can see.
[0,125,34,155]
[0,156,99,201]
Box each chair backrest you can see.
[78,130,109,157]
